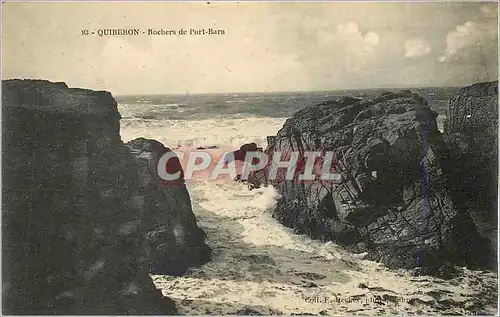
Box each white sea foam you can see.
[437,114,446,132]
[156,178,497,316]
[118,103,187,118]
[119,104,495,316]
[119,115,287,150]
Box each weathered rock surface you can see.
[2,79,210,314]
[443,81,498,265]
[125,137,211,275]
[248,89,494,274]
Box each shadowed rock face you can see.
[443,81,498,265]
[249,89,493,274]
[2,79,210,314]
[125,137,212,275]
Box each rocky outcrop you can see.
[2,79,210,314]
[443,81,498,266]
[248,89,493,274]
[125,137,211,275]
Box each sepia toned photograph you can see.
[1,1,499,315]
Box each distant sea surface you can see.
[116,87,459,121]
[116,87,460,149]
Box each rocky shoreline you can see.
[2,79,497,314]
[2,79,210,314]
[247,81,498,276]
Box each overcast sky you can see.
[2,2,498,94]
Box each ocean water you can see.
[115,87,497,315]
[116,87,458,150]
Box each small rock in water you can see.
[435,262,461,280]
[302,281,318,288]
[235,308,263,315]
[197,145,218,149]
[413,267,423,277]
[294,272,327,280]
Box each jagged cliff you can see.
[443,81,498,266]
[248,86,496,275]
[2,79,210,314]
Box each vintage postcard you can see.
[2,1,498,315]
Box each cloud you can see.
[329,22,383,72]
[404,39,431,58]
[309,21,383,75]
[439,16,496,63]
[436,7,497,85]
[337,21,360,35]
[335,22,379,47]
[439,21,475,62]
[480,4,494,15]
[480,5,490,13]
[364,31,380,46]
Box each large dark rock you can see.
[248,90,492,274]
[443,81,498,265]
[125,137,211,276]
[2,79,210,314]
